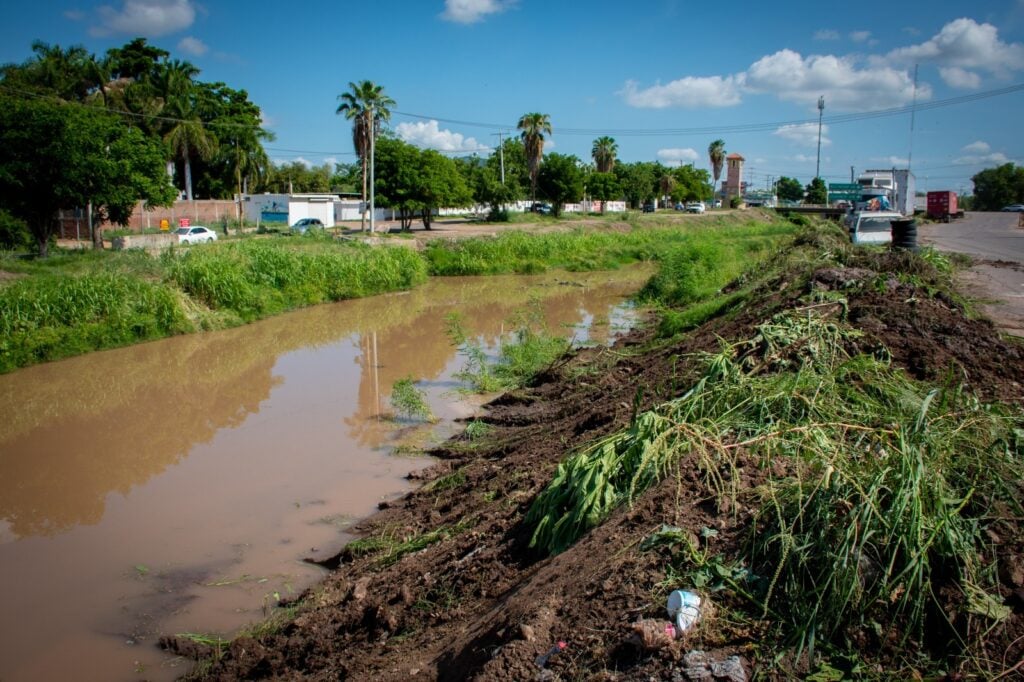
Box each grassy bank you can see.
[0,215,794,373]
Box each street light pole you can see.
[816,95,825,179]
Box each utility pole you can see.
[816,95,825,179]
[369,105,375,234]
[492,131,505,184]
[850,166,855,183]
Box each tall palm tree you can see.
[336,80,395,230]
[517,112,552,201]
[591,136,618,173]
[708,139,726,201]
[160,62,216,201]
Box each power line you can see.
[393,82,1024,137]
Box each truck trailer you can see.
[926,191,962,222]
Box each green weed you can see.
[390,377,436,423]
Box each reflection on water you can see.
[0,266,651,682]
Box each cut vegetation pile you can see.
[165,221,1024,681]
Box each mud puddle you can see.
[0,266,651,682]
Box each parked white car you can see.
[175,226,218,245]
[685,202,706,214]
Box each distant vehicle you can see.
[927,191,962,222]
[175,226,217,244]
[530,203,553,215]
[1002,204,1024,212]
[847,211,904,245]
[674,202,685,211]
[642,202,655,213]
[685,202,706,214]
[290,217,325,234]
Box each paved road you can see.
[920,211,1024,336]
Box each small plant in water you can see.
[390,377,436,423]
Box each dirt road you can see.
[920,211,1024,336]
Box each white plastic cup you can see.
[666,589,702,633]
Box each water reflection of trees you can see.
[344,271,651,446]
[0,267,651,537]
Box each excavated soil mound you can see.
[170,245,1024,681]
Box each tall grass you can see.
[424,222,793,277]
[526,307,1020,662]
[0,272,192,372]
[162,241,428,321]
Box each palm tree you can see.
[160,62,216,201]
[591,136,618,173]
[659,173,675,205]
[517,112,552,201]
[708,139,726,202]
[336,81,395,230]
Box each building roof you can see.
[726,153,745,161]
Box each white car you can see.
[685,202,706,214]
[847,211,905,244]
[175,226,218,244]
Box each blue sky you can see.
[2,0,1023,192]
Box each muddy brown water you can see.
[0,266,651,682]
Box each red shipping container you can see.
[927,191,958,221]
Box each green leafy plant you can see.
[389,377,436,423]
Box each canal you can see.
[0,265,651,681]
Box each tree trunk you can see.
[360,157,368,232]
[421,209,432,230]
[89,203,103,251]
[184,139,193,202]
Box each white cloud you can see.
[177,36,207,56]
[954,152,1010,165]
[939,66,981,89]
[656,148,699,163]
[746,49,928,111]
[793,154,816,163]
[90,0,196,37]
[621,43,932,112]
[618,75,743,109]
[954,141,1011,165]
[849,30,872,43]
[774,123,831,148]
[395,120,485,152]
[886,18,1024,77]
[441,0,511,24]
[64,9,85,21]
[872,155,910,166]
[814,29,839,41]
[324,156,338,167]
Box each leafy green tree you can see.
[106,38,168,81]
[708,139,726,197]
[336,80,395,230]
[591,136,618,173]
[265,162,332,193]
[517,112,552,201]
[615,162,658,208]
[536,153,584,218]
[669,164,712,202]
[971,164,1024,211]
[375,138,473,229]
[805,177,828,204]
[332,162,362,194]
[776,176,804,203]
[586,172,621,208]
[0,94,174,257]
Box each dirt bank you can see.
[166,230,1024,681]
